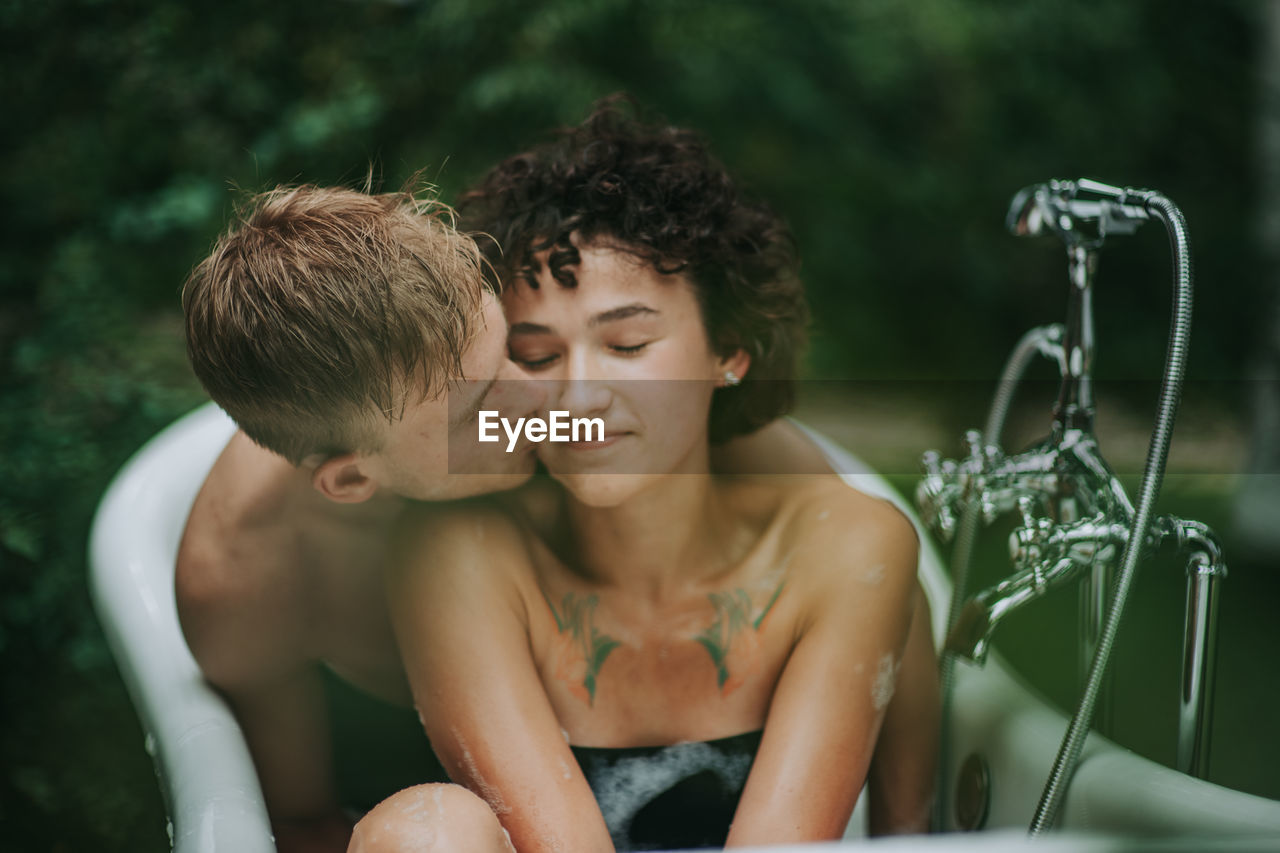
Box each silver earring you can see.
[723,370,741,387]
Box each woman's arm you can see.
[725,494,919,846]
[868,583,940,835]
[385,505,614,853]
[717,421,943,836]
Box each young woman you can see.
[351,102,936,852]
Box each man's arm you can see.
[176,536,352,853]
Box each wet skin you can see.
[384,244,929,851]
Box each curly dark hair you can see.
[458,95,808,443]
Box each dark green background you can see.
[1,1,1273,849]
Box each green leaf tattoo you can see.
[695,580,785,691]
[544,590,621,706]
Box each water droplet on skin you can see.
[860,563,886,585]
[455,729,510,815]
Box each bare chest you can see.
[531,586,793,746]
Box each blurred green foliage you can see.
[0,0,1263,848]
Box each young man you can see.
[177,185,546,853]
[179,177,936,853]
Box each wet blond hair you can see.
[183,184,489,464]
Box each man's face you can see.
[358,291,545,501]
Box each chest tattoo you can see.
[695,580,786,696]
[544,590,620,706]
[544,578,787,706]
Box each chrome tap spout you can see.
[945,509,1130,664]
[947,556,1078,664]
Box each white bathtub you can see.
[90,404,1280,852]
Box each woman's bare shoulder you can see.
[774,477,919,605]
[782,475,916,544]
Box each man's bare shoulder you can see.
[176,431,313,687]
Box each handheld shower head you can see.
[1006,178,1154,248]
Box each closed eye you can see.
[610,342,650,356]
[513,352,560,370]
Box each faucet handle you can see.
[936,505,958,541]
[984,443,1004,469]
[922,450,943,480]
[1009,496,1054,568]
[1017,495,1039,528]
[964,430,985,464]
[921,450,959,482]
[917,450,959,542]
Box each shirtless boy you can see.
[176,186,546,851]
[177,178,937,853]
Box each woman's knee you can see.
[349,783,513,853]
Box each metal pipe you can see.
[1179,557,1222,778]
[1056,247,1098,433]
[987,325,1067,446]
[1079,556,1116,735]
[1030,192,1194,834]
[1057,244,1110,729]
[1171,519,1226,778]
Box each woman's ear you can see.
[717,348,752,387]
[311,453,380,503]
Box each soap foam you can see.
[871,652,900,711]
[586,742,753,849]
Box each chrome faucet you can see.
[919,179,1227,833]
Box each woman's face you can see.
[503,242,746,507]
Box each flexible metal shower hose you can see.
[1029,193,1194,834]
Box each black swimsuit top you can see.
[322,669,762,850]
[570,730,763,851]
